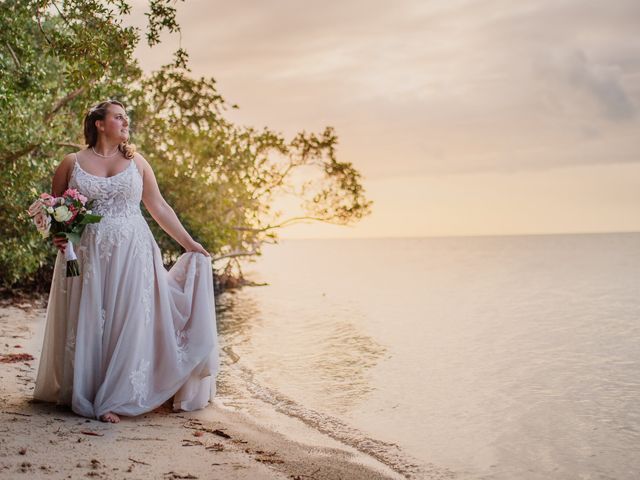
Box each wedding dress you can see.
[33,154,220,419]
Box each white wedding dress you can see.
[33,154,220,419]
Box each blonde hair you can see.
[83,100,137,159]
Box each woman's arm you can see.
[137,154,210,257]
[52,153,75,197]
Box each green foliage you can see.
[0,0,372,289]
[0,0,185,287]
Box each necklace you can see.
[91,145,120,158]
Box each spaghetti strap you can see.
[68,152,79,185]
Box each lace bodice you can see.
[69,155,143,218]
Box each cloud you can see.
[565,50,635,121]
[131,0,640,177]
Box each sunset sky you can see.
[128,0,640,238]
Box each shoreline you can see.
[0,303,404,480]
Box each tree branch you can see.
[232,215,346,233]
[1,143,38,163]
[212,248,259,262]
[35,2,54,47]
[56,142,84,149]
[44,86,87,124]
[3,42,21,68]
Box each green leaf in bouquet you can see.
[64,231,82,245]
[80,213,103,225]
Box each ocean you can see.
[214,232,640,479]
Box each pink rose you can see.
[27,199,44,217]
[64,188,87,205]
[39,193,56,207]
[33,212,51,237]
[63,188,86,202]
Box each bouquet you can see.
[27,189,102,277]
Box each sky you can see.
[128,0,640,238]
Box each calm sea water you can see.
[215,233,640,479]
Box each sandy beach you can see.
[0,301,405,480]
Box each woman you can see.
[33,99,220,423]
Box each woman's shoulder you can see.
[52,151,81,192]
[132,151,154,169]
[131,151,152,179]
[58,151,80,170]
[131,151,147,161]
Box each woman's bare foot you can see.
[99,412,120,423]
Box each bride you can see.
[33,99,220,423]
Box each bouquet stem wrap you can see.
[65,241,80,277]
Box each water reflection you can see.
[216,285,387,413]
[216,288,262,344]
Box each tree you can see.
[0,0,185,286]
[130,65,372,282]
[0,0,372,290]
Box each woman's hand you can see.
[52,236,68,253]
[184,239,210,257]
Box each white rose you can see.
[53,205,73,222]
[46,206,54,213]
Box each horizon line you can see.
[278,229,640,241]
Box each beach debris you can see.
[80,430,104,437]
[255,457,285,464]
[163,472,198,479]
[182,419,231,439]
[192,430,204,437]
[90,459,101,469]
[205,442,224,452]
[18,447,26,455]
[2,410,31,417]
[128,457,150,466]
[0,353,34,363]
[253,450,277,456]
[117,436,166,441]
[245,447,284,464]
[212,429,230,439]
[18,461,33,473]
[290,469,320,480]
[181,439,203,447]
